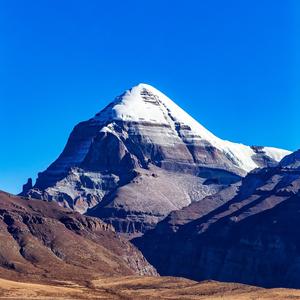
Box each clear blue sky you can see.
[0,0,299,194]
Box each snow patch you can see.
[263,147,291,162]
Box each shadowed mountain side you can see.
[134,150,300,288]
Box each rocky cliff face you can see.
[0,191,157,282]
[22,83,290,236]
[133,150,300,288]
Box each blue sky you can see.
[0,0,299,194]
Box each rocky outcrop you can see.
[134,150,300,288]
[0,191,157,282]
[22,84,290,236]
[22,178,32,194]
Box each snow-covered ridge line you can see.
[94,83,291,172]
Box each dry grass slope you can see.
[1,276,300,300]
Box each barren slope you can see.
[0,191,156,282]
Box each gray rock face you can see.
[22,83,290,236]
[133,150,300,288]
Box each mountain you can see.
[22,83,290,236]
[0,191,156,282]
[133,150,300,288]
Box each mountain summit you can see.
[93,83,289,173]
[22,84,290,236]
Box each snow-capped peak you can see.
[94,83,290,173]
[95,83,222,142]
